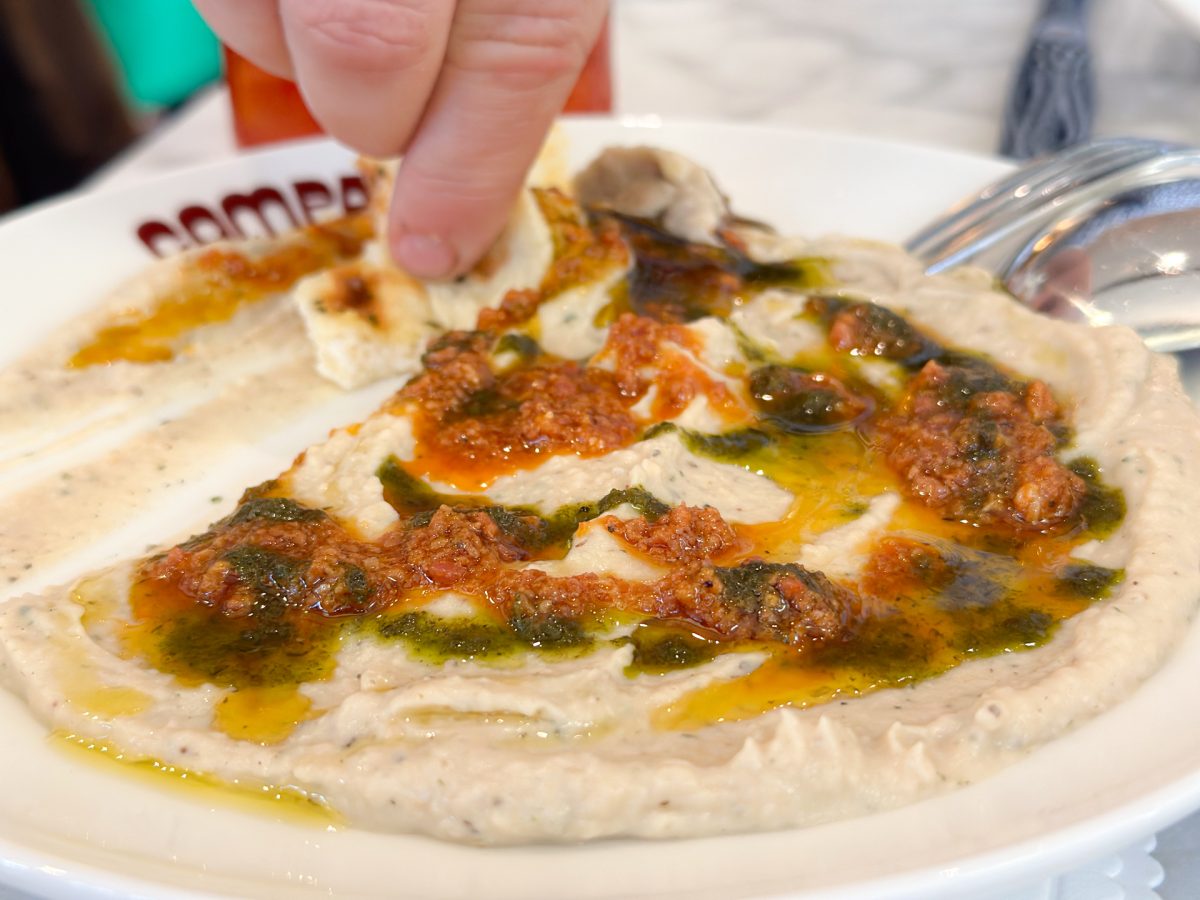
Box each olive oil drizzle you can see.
[55,731,340,826]
[69,216,370,368]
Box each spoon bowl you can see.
[907,140,1200,351]
[1005,181,1200,351]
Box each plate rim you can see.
[3,116,1197,900]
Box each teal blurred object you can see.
[88,0,221,108]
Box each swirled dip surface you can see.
[1,147,1198,844]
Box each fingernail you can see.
[392,232,458,280]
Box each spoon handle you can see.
[1000,0,1094,160]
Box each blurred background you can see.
[0,0,218,210]
[2,0,1200,212]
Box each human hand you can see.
[194,0,609,278]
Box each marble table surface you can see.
[95,0,1200,189]
[46,1,1200,898]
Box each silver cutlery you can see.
[906,138,1200,352]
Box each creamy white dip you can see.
[1,150,1198,846]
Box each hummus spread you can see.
[1,147,1198,845]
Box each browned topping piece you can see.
[601,504,740,565]
[399,331,495,416]
[603,313,695,398]
[875,359,1085,531]
[395,331,638,484]
[487,363,637,455]
[321,270,380,323]
[1012,456,1088,528]
[336,274,374,310]
[666,563,854,646]
[535,187,630,299]
[1023,379,1059,424]
[859,536,951,600]
[398,313,741,487]
[488,559,855,649]
[146,503,525,619]
[600,313,748,422]
[392,505,526,589]
[486,569,620,624]
[147,516,374,619]
[811,297,936,365]
[146,501,854,652]
[477,288,542,332]
[754,568,853,645]
[421,329,494,368]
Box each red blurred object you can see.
[226,15,614,148]
[224,47,322,148]
[564,14,613,114]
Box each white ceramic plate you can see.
[1,119,1199,900]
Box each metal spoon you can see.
[906,139,1200,352]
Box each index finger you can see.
[387,0,608,279]
[278,0,456,157]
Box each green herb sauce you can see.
[377,455,669,555]
[372,608,593,663]
[1068,458,1127,537]
[624,620,719,675]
